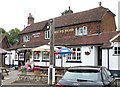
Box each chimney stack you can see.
[99,2,102,7]
[61,6,73,16]
[28,13,34,25]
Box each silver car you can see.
[56,66,117,87]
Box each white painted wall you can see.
[102,49,108,68]
[102,42,120,70]
[102,49,119,70]
[5,54,10,65]
[5,50,17,66]
[81,46,97,66]
[109,49,119,70]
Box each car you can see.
[56,66,117,87]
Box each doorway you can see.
[97,46,102,66]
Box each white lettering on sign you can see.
[55,28,74,34]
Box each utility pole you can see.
[48,18,55,85]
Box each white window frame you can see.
[23,35,30,42]
[45,30,50,39]
[67,47,81,61]
[19,52,24,60]
[33,51,40,60]
[75,26,87,36]
[42,51,49,60]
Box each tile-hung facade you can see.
[10,5,120,71]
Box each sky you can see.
[0,0,119,32]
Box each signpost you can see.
[48,18,55,85]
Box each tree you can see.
[0,27,6,34]
[7,28,20,45]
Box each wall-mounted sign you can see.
[32,33,40,37]
[55,28,74,34]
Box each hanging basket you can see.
[85,51,90,55]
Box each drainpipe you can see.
[107,49,109,70]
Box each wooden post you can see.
[49,18,55,85]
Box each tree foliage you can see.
[0,27,20,45]
[7,28,20,45]
[0,27,7,34]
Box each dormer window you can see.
[23,35,30,42]
[75,26,87,36]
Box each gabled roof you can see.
[110,33,120,42]
[112,36,120,42]
[0,34,11,49]
[20,6,115,34]
[0,34,5,43]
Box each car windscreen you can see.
[62,69,102,82]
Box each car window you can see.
[102,71,107,80]
[104,68,111,76]
[62,70,102,81]
[102,68,111,80]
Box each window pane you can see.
[48,30,50,38]
[118,47,120,50]
[67,47,81,61]
[118,51,120,54]
[77,48,81,51]
[67,54,71,60]
[80,28,83,33]
[72,54,76,60]
[114,51,117,54]
[76,28,79,35]
[43,51,49,60]
[77,53,81,60]
[34,51,40,59]
[73,48,76,51]
[114,47,117,50]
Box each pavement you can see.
[1,68,18,85]
[1,68,52,86]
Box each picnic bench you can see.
[0,67,9,75]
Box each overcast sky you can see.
[0,0,119,32]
